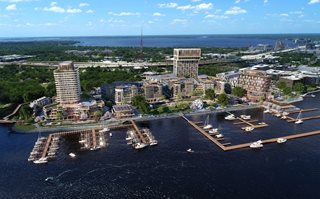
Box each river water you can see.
[1,93,320,199]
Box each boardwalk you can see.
[130,120,147,143]
[181,115,320,151]
[41,134,52,159]
[235,117,268,129]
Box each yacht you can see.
[209,128,218,134]
[187,148,194,153]
[33,158,48,164]
[203,115,213,130]
[69,153,76,158]
[295,111,303,124]
[240,115,251,120]
[225,114,236,120]
[277,138,287,144]
[215,134,224,138]
[263,109,270,113]
[150,140,158,146]
[244,127,254,132]
[250,140,263,149]
[134,143,147,150]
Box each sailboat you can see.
[295,111,303,124]
[203,115,213,130]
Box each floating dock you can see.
[130,120,147,144]
[181,115,320,151]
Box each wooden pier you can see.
[287,115,320,123]
[287,108,318,114]
[181,115,320,151]
[235,117,268,129]
[130,120,147,143]
[41,134,52,159]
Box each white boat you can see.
[150,140,158,146]
[240,115,251,120]
[99,127,110,133]
[203,115,213,130]
[78,140,86,144]
[311,94,316,98]
[45,177,54,182]
[275,113,282,117]
[295,111,303,124]
[281,115,287,120]
[209,128,218,134]
[258,122,266,125]
[282,112,289,116]
[109,132,113,137]
[187,148,194,153]
[250,140,263,149]
[244,127,254,132]
[277,138,287,144]
[134,143,147,150]
[215,134,224,138]
[33,158,48,164]
[69,153,76,158]
[225,114,236,120]
[263,109,270,113]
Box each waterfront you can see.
[1,94,320,198]
[1,34,317,48]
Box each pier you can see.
[181,115,320,151]
[235,117,268,129]
[41,134,52,159]
[130,120,147,144]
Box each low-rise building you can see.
[112,104,135,119]
[238,69,271,101]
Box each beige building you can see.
[238,69,271,101]
[143,81,163,103]
[114,85,139,104]
[54,61,81,105]
[173,48,201,79]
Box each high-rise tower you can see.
[54,61,81,105]
[173,48,201,79]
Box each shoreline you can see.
[9,104,262,134]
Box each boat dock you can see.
[130,120,147,144]
[234,117,268,129]
[181,115,320,151]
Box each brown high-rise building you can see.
[173,48,201,79]
[54,61,81,105]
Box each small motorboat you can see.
[150,140,158,146]
[33,158,48,164]
[281,115,287,120]
[209,128,218,134]
[109,132,113,137]
[225,114,236,120]
[45,177,54,182]
[250,140,263,149]
[311,94,316,98]
[263,109,270,113]
[134,143,147,150]
[99,128,110,133]
[240,115,251,120]
[203,115,212,130]
[78,140,86,144]
[69,153,76,158]
[215,134,224,138]
[277,138,287,144]
[244,127,254,132]
[187,148,194,153]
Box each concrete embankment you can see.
[10,105,262,134]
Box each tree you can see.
[232,86,245,97]
[205,89,215,100]
[93,110,102,121]
[217,93,229,107]
[293,82,304,94]
[283,87,292,96]
[131,96,150,114]
[277,81,287,90]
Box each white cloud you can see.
[86,9,94,14]
[79,3,89,7]
[158,2,178,8]
[44,6,65,13]
[225,6,247,15]
[177,3,213,11]
[235,0,241,3]
[66,8,82,13]
[108,12,140,16]
[280,13,289,17]
[0,0,35,2]
[205,14,228,19]
[264,0,268,3]
[308,0,320,4]
[6,4,16,11]
[171,18,188,25]
[191,0,201,2]
[153,12,165,17]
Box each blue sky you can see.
[0,0,319,37]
